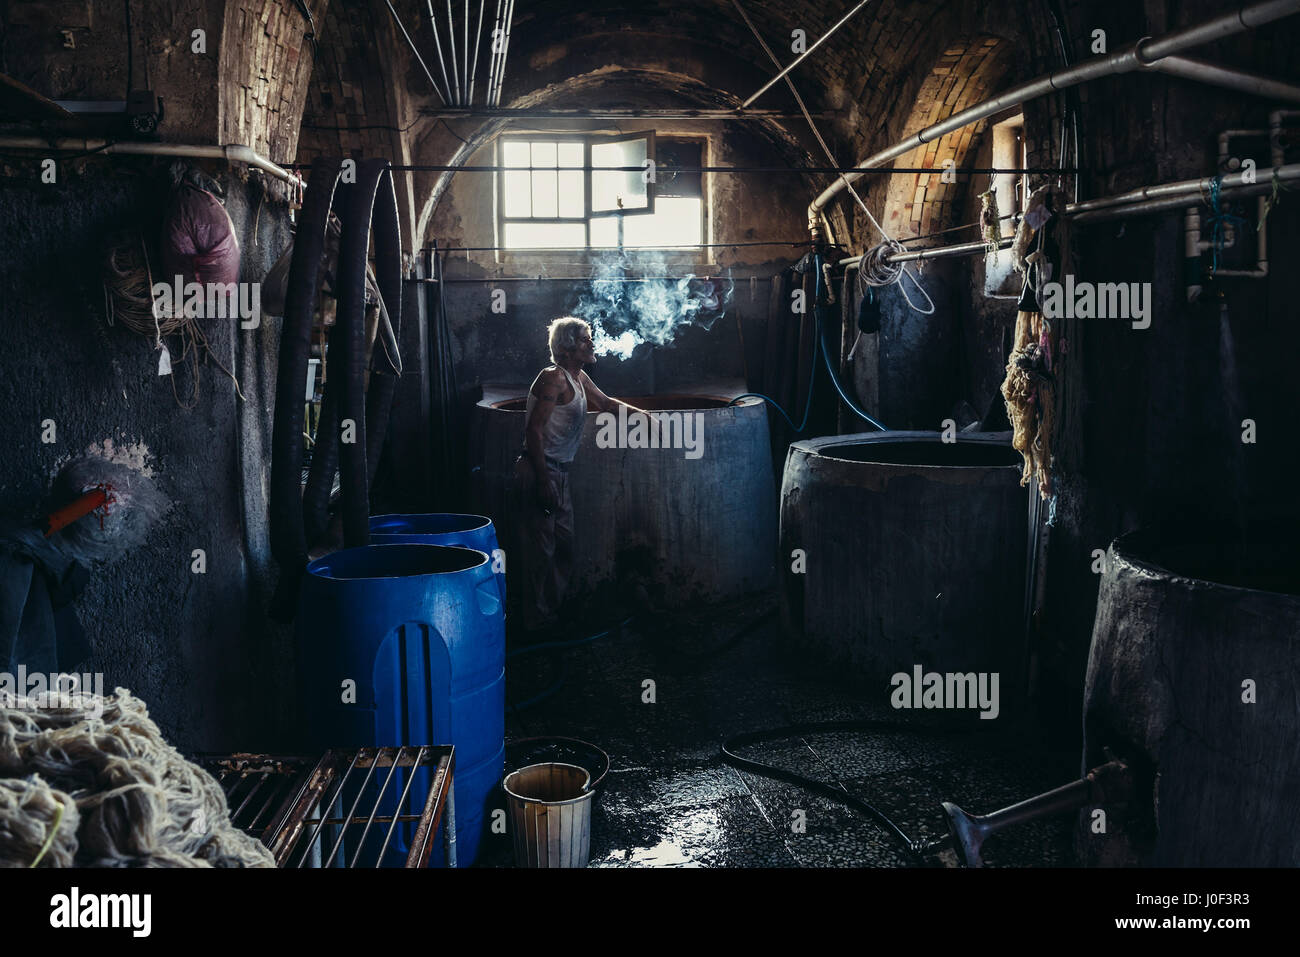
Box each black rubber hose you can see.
[364,167,403,490]
[332,159,400,547]
[721,721,953,865]
[269,156,342,620]
[302,341,340,550]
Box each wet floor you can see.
[476,596,1080,868]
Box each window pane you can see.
[592,137,649,213]
[558,170,583,217]
[531,170,558,217]
[531,141,557,168]
[587,198,702,249]
[502,140,530,167]
[589,217,618,247]
[622,197,702,247]
[503,170,531,217]
[504,222,587,249]
[557,142,583,168]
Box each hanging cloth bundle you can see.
[1001,277,1056,498]
[979,187,1002,262]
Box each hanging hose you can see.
[332,159,402,547]
[362,173,404,493]
[815,253,887,430]
[730,255,887,431]
[270,156,343,620]
[302,365,341,548]
[727,344,818,434]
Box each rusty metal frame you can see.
[199,746,455,869]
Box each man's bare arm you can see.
[580,371,659,439]
[525,369,564,504]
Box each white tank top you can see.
[523,366,587,464]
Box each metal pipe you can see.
[1066,160,1295,215]
[1069,163,1300,222]
[486,0,504,108]
[304,163,1074,175]
[463,0,470,105]
[1150,55,1300,103]
[1270,108,1300,165]
[468,0,484,104]
[808,0,1300,226]
[833,162,1300,265]
[1210,129,1270,277]
[421,0,454,106]
[0,137,301,186]
[384,0,446,106]
[742,0,874,108]
[943,758,1132,868]
[419,107,834,119]
[445,0,461,107]
[869,236,1014,266]
[494,0,516,106]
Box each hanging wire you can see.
[729,0,934,315]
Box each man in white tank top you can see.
[513,316,650,633]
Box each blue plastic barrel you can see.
[297,543,505,867]
[369,513,505,605]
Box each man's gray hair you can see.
[547,316,591,363]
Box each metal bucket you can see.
[503,762,593,868]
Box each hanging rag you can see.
[1012,184,1056,274]
[1001,308,1056,497]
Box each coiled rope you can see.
[101,232,246,407]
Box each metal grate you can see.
[199,747,455,868]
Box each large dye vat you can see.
[1081,519,1300,866]
[471,392,775,608]
[780,431,1029,706]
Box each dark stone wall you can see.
[0,159,295,752]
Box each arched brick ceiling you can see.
[297,0,1060,247]
[881,35,1013,240]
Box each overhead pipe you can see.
[385,0,448,105]
[444,0,461,107]
[834,162,1300,268]
[0,137,301,186]
[424,0,455,106]
[492,0,516,107]
[1150,55,1300,103]
[462,0,470,106]
[1068,162,1300,223]
[808,0,1300,232]
[486,0,505,108]
[419,107,834,119]
[468,0,484,104]
[1202,129,1271,277]
[741,0,874,108]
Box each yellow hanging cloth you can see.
[1001,309,1056,497]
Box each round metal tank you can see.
[1081,518,1300,866]
[471,392,776,609]
[297,543,504,867]
[780,431,1029,708]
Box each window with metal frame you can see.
[498,132,707,250]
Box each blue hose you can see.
[730,254,888,432]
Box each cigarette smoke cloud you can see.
[569,253,735,360]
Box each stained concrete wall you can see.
[0,161,295,752]
[0,0,322,751]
